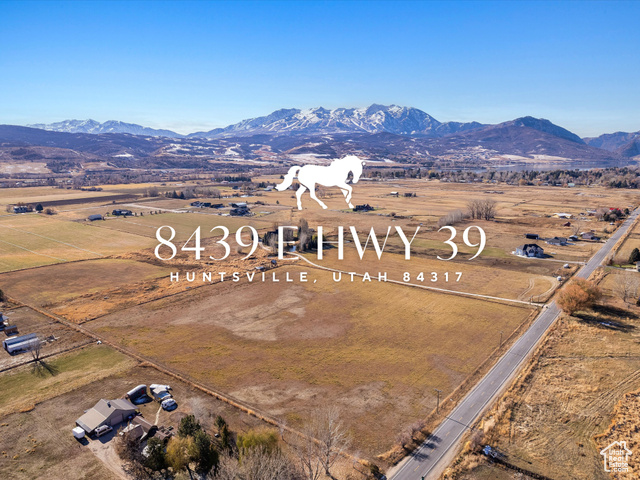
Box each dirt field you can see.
[306,248,559,302]
[446,268,640,480]
[0,346,266,480]
[0,259,170,307]
[82,263,534,457]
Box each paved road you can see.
[391,207,640,480]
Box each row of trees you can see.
[436,198,498,227]
[466,199,497,221]
[116,406,358,480]
[418,166,640,189]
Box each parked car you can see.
[161,398,177,411]
[95,425,113,437]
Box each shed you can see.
[87,214,103,221]
[524,233,539,240]
[3,333,39,354]
[4,325,19,336]
[76,398,137,434]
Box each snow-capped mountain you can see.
[27,119,182,138]
[188,104,485,138]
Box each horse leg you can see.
[296,185,307,210]
[309,184,328,209]
[339,183,354,208]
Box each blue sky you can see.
[0,0,638,136]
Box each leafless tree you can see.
[214,448,301,480]
[467,198,497,221]
[396,430,412,450]
[298,218,310,252]
[292,434,323,480]
[437,209,466,228]
[615,273,640,303]
[28,337,42,364]
[571,219,584,236]
[311,407,351,478]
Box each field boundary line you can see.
[9,298,365,464]
[0,224,104,257]
[0,238,67,262]
[0,339,95,374]
[293,254,543,308]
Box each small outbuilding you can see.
[524,233,539,240]
[112,209,133,216]
[3,333,39,354]
[87,214,103,221]
[4,325,19,336]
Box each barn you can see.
[76,398,137,434]
[3,333,39,354]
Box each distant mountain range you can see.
[187,105,487,138]
[584,130,640,157]
[26,106,640,157]
[27,119,182,138]
[2,105,637,171]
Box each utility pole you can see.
[435,388,442,413]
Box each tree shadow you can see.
[574,312,635,331]
[592,304,639,319]
[31,359,59,377]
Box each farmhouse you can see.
[230,205,251,216]
[76,398,137,434]
[3,333,39,354]
[353,204,374,212]
[581,232,601,241]
[515,244,545,258]
[13,205,29,213]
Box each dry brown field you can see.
[0,179,638,472]
[82,263,535,456]
[446,267,640,480]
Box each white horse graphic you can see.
[275,155,366,210]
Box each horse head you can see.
[343,155,365,183]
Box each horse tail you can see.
[276,166,301,191]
